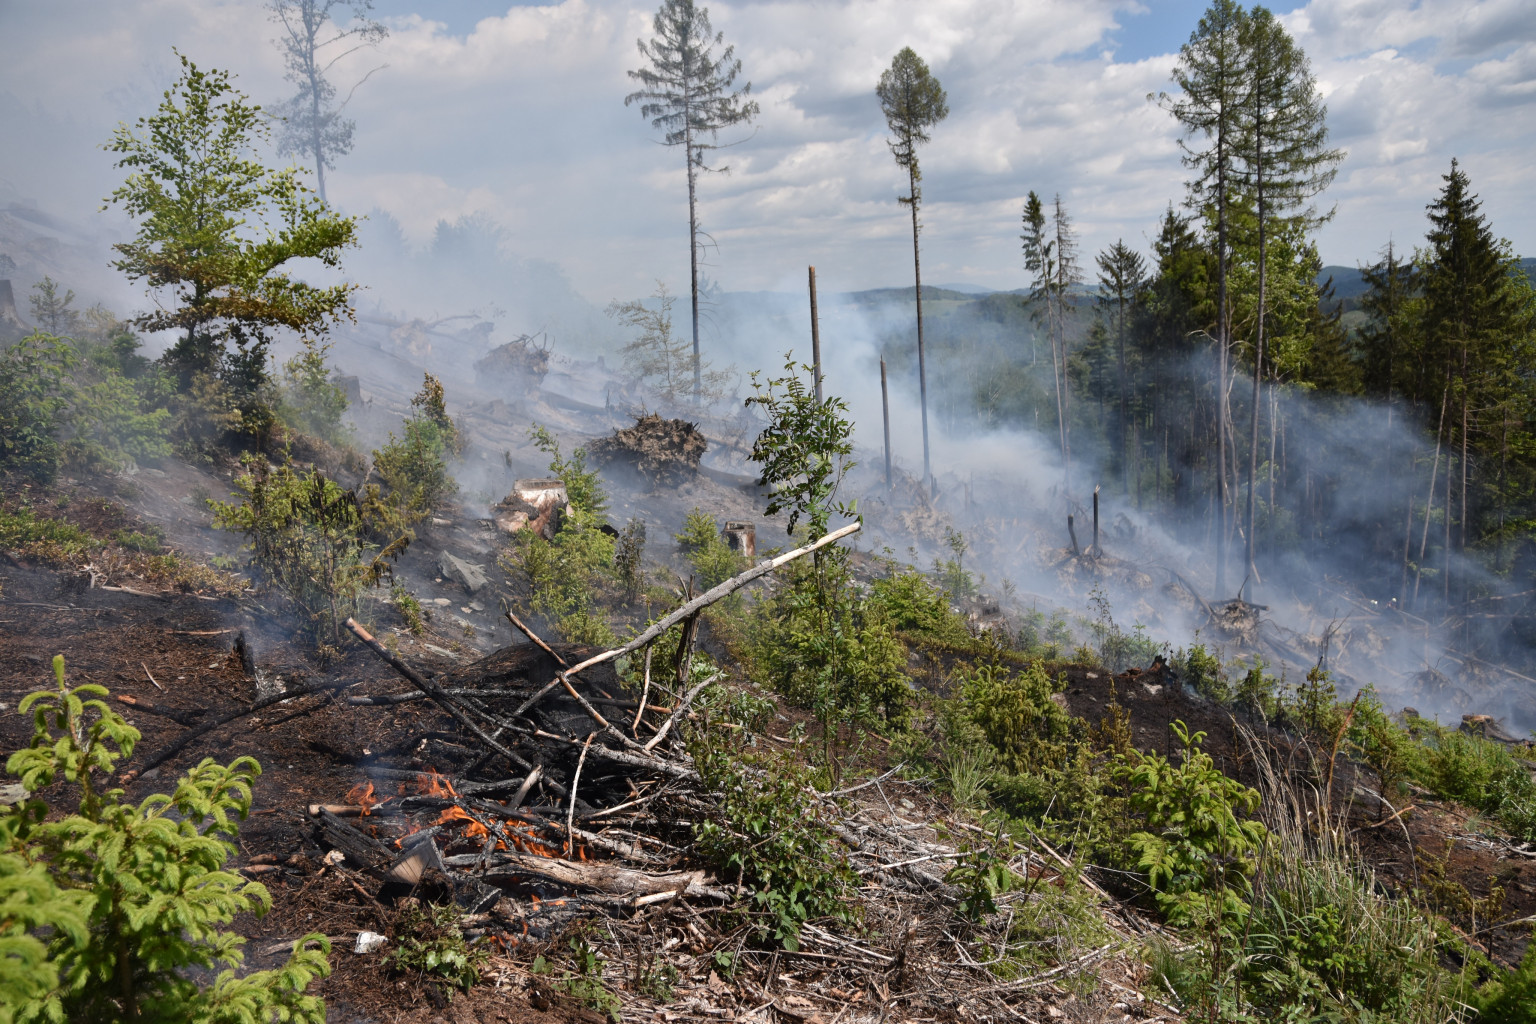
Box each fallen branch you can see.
[560,520,862,679]
[344,618,566,798]
[120,678,358,783]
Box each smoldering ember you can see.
[3,2,1536,1023]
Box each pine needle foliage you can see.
[0,657,330,1023]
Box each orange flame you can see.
[415,768,458,799]
[344,781,381,816]
[435,805,489,840]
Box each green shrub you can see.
[502,508,617,647]
[1016,607,1075,660]
[278,338,349,445]
[868,568,971,648]
[691,733,857,949]
[385,900,487,994]
[751,558,911,735]
[1118,721,1267,927]
[1,657,330,1022]
[212,458,405,655]
[1086,588,1163,673]
[675,508,745,589]
[531,935,620,1022]
[0,496,94,561]
[614,517,646,603]
[1469,941,1536,1024]
[960,659,1072,773]
[1415,727,1536,841]
[1178,640,1228,703]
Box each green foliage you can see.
[746,355,856,540]
[1282,664,1347,750]
[867,567,971,648]
[1086,587,1163,674]
[607,283,735,403]
[959,660,1072,773]
[501,508,617,647]
[368,374,463,534]
[945,836,1024,922]
[1178,640,1228,703]
[1412,726,1536,842]
[934,528,978,601]
[105,52,358,417]
[751,558,911,734]
[1118,721,1268,927]
[212,457,405,654]
[391,582,426,636]
[1349,691,1421,813]
[614,517,647,603]
[0,334,171,482]
[691,734,857,949]
[1015,607,1075,660]
[675,508,745,589]
[1468,941,1536,1024]
[385,900,487,993]
[0,495,95,561]
[531,935,620,1022]
[530,424,606,518]
[278,337,349,444]
[0,657,330,1022]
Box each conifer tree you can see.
[1097,241,1146,494]
[626,0,758,402]
[877,47,948,495]
[1236,7,1340,593]
[1421,159,1532,605]
[1164,0,1250,595]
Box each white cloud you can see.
[0,0,1532,306]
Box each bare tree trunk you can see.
[686,135,701,402]
[1414,386,1448,609]
[808,266,822,401]
[909,166,931,495]
[880,356,892,492]
[1245,130,1266,598]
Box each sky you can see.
[1,0,1533,307]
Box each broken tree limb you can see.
[120,678,359,783]
[643,674,717,752]
[344,618,566,798]
[560,520,862,679]
[504,608,570,667]
[453,851,724,900]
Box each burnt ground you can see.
[1056,663,1536,969]
[3,448,1535,1017]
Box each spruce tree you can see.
[1165,0,1250,594]
[877,47,948,495]
[626,0,758,403]
[1097,241,1146,495]
[1235,7,1341,593]
[1422,159,1532,603]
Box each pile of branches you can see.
[587,413,708,486]
[116,519,1177,1021]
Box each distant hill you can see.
[1320,258,1536,303]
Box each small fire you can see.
[435,804,489,840]
[415,769,458,799]
[344,781,382,816]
